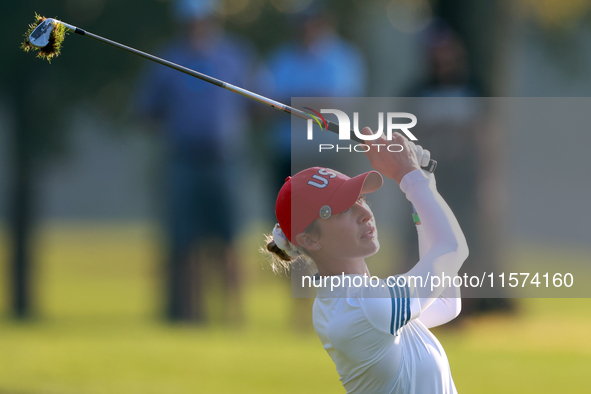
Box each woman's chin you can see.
[367,240,380,256]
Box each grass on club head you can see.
[21,13,68,63]
[0,222,590,393]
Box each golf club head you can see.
[29,18,56,48]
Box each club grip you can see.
[422,159,437,173]
[324,120,437,173]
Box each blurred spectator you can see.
[409,20,483,97]
[401,20,512,316]
[262,1,367,329]
[135,0,259,323]
[263,1,367,192]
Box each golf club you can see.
[23,16,437,173]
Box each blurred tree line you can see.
[2,0,507,319]
[2,0,175,318]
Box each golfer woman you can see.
[265,128,468,393]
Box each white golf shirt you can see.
[313,277,458,394]
[312,169,466,394]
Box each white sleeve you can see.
[399,169,469,311]
[417,292,461,328]
[416,222,462,328]
[416,220,431,258]
[359,277,422,336]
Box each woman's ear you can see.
[295,232,319,251]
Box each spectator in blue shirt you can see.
[264,2,367,192]
[136,0,258,323]
[262,2,368,329]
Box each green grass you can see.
[0,222,590,393]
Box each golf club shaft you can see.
[75,28,303,115]
[68,23,437,173]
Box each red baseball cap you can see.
[275,167,383,247]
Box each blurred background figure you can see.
[263,0,367,193]
[408,19,481,97]
[135,0,259,323]
[261,0,367,330]
[401,20,512,316]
